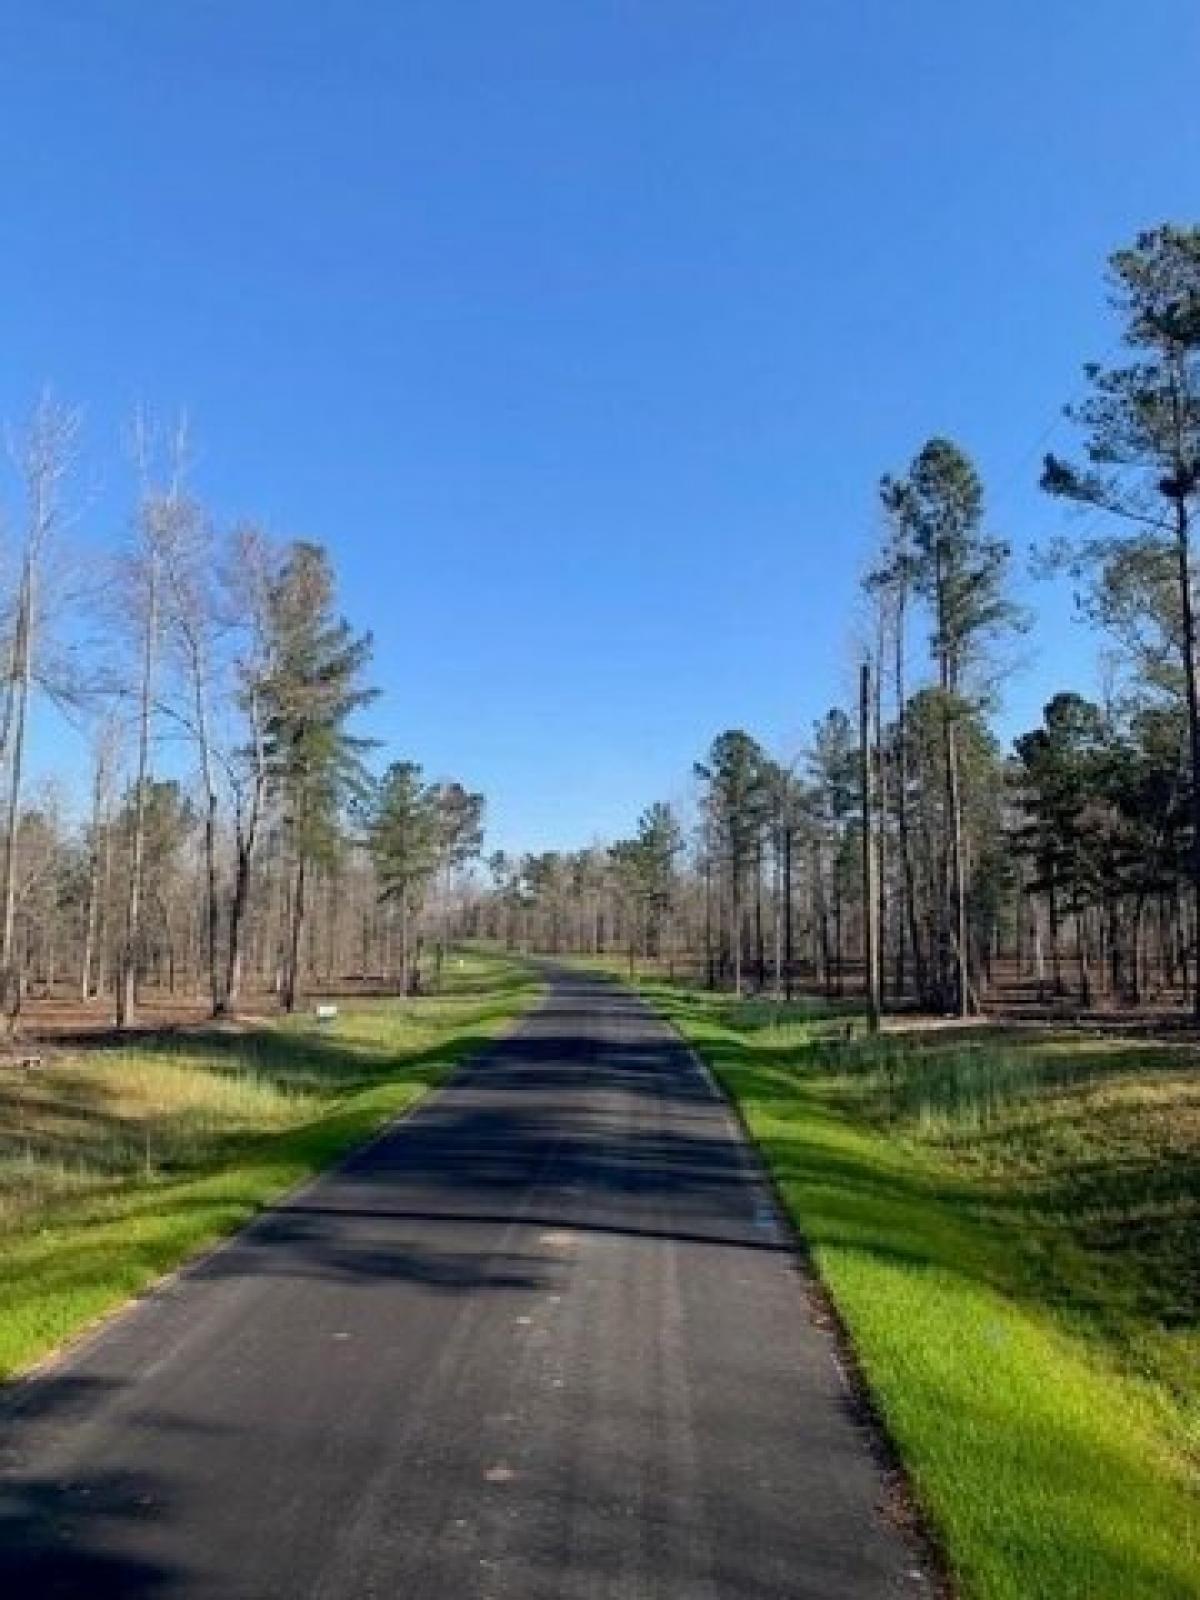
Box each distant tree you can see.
[757,759,807,1000]
[1010,689,1193,1005]
[634,801,684,965]
[695,730,767,994]
[605,802,684,977]
[808,709,858,996]
[607,837,649,975]
[570,846,612,955]
[79,718,120,1002]
[485,849,526,950]
[137,779,198,993]
[366,760,440,992]
[1113,704,1192,999]
[429,781,484,982]
[1011,694,1112,1001]
[522,852,572,953]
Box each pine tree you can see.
[259,542,376,1012]
[883,437,1019,1012]
[366,760,440,993]
[695,730,767,995]
[1042,225,1200,1011]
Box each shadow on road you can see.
[0,972,791,1596]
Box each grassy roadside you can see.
[624,974,1198,1600]
[0,951,538,1381]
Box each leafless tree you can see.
[116,413,188,1029]
[0,393,80,1023]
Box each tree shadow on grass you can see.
[0,1023,509,1193]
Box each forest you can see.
[1,225,1199,1040]
[0,407,486,1033]
[479,226,1200,1026]
[0,227,1198,1045]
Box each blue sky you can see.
[1,2,1197,851]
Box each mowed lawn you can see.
[634,979,1199,1600]
[0,952,538,1381]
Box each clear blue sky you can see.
[1,2,1197,851]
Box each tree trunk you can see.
[894,601,924,1006]
[754,839,765,989]
[80,853,100,1003]
[815,844,832,996]
[118,553,159,1030]
[771,826,783,1001]
[944,713,970,1016]
[730,854,742,997]
[224,839,252,1012]
[193,676,222,1017]
[860,661,881,1030]
[0,559,34,1025]
[1076,908,1091,1009]
[783,824,794,1002]
[1172,497,1200,1018]
[282,851,307,1014]
[1130,894,1146,1005]
[932,536,971,1016]
[399,892,411,994]
[703,849,715,990]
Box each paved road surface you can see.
[0,969,923,1598]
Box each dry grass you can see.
[0,951,539,1378]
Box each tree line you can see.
[482,225,1200,1018]
[0,410,485,1025]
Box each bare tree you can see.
[159,494,226,1014]
[116,414,187,1029]
[0,394,80,1024]
[80,716,120,1001]
[221,524,276,1014]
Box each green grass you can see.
[0,950,539,1380]
[627,977,1200,1600]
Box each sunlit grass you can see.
[631,977,1200,1600]
[0,951,539,1379]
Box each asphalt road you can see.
[0,968,924,1598]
